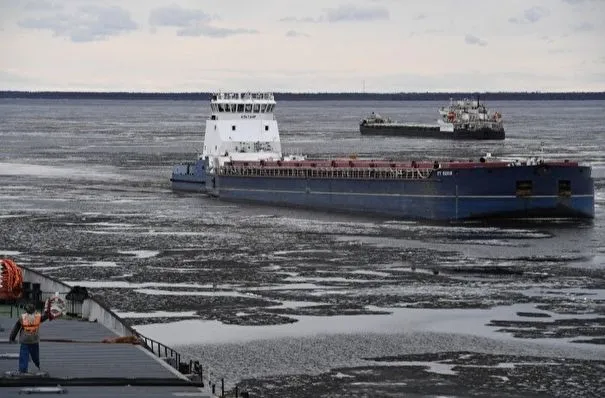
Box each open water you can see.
[1,99,604,397]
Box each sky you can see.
[0,0,604,92]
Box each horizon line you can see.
[2,90,605,94]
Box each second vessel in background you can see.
[359,97,505,140]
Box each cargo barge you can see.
[171,92,593,221]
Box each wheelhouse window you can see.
[253,104,260,113]
[245,104,252,112]
[237,104,244,112]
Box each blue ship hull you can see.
[171,160,594,221]
[170,162,207,192]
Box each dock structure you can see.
[0,266,244,397]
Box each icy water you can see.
[1,99,604,397]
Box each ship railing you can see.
[138,335,252,398]
[220,166,433,180]
[137,334,251,397]
[137,334,182,371]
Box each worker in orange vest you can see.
[9,302,49,374]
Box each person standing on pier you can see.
[9,302,49,374]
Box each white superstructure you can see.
[437,97,503,132]
[202,92,285,172]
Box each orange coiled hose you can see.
[0,258,24,300]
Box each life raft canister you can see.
[21,313,42,335]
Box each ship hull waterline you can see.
[359,124,505,140]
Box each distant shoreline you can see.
[1,91,604,101]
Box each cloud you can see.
[562,0,585,4]
[177,25,258,38]
[17,5,137,42]
[540,35,554,43]
[280,4,389,23]
[464,34,487,46]
[149,4,256,38]
[409,28,444,37]
[0,70,41,85]
[413,14,427,20]
[571,22,594,32]
[324,4,389,22]
[149,5,214,28]
[24,0,62,11]
[279,16,317,23]
[509,6,550,24]
[548,48,571,54]
[285,30,310,38]
[524,6,550,22]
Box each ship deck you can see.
[0,303,211,397]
